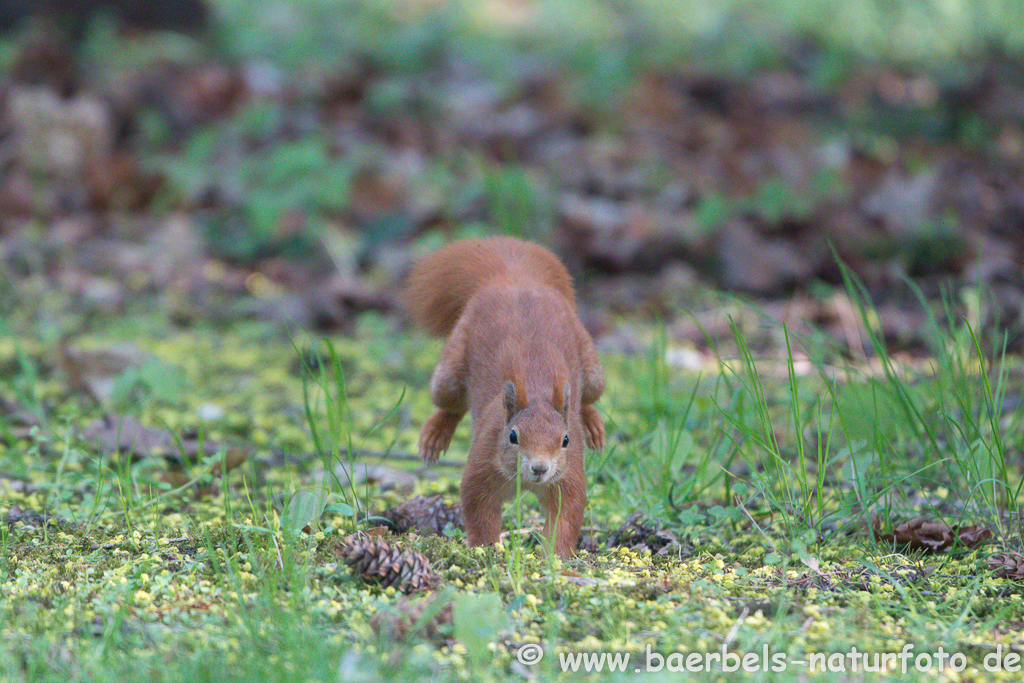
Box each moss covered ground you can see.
[3,308,1024,682]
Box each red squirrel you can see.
[404,236,606,557]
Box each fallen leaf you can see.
[79,414,244,475]
[80,413,181,460]
[327,463,418,492]
[58,338,149,404]
[716,220,815,294]
[989,552,1024,580]
[0,395,42,442]
[862,168,941,240]
[873,517,992,552]
[800,555,821,573]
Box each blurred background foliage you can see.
[1,0,1023,354]
[206,0,1024,70]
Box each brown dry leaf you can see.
[87,151,165,211]
[158,466,191,489]
[58,338,149,404]
[0,395,42,442]
[208,447,249,476]
[958,525,995,548]
[10,31,78,94]
[989,552,1024,580]
[9,86,112,177]
[173,62,245,124]
[716,220,815,294]
[559,193,646,270]
[79,414,243,477]
[308,273,396,330]
[349,166,408,223]
[873,517,992,552]
[81,413,181,461]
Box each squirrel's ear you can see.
[504,380,517,423]
[553,381,569,417]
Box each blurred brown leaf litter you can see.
[2,0,1024,359]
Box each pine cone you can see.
[338,536,440,593]
[371,593,453,644]
[378,495,463,536]
[989,552,1024,580]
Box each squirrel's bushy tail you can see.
[403,236,576,337]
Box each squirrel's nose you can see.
[531,462,549,476]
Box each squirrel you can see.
[404,236,606,558]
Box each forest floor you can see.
[3,1,1024,680]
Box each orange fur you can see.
[404,236,606,558]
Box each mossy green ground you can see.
[2,311,1023,682]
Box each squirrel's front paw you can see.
[419,410,462,462]
[581,404,605,452]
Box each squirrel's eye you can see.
[509,429,518,445]
[562,434,569,448]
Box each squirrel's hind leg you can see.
[581,404,605,452]
[576,324,606,452]
[420,326,470,462]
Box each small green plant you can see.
[281,487,330,535]
[501,466,528,594]
[0,521,9,581]
[705,257,1023,555]
[453,592,508,670]
[295,337,406,534]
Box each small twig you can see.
[736,497,780,558]
[275,447,464,469]
[267,514,284,570]
[723,606,749,648]
[338,448,464,469]
[499,526,543,541]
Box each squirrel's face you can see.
[498,402,571,485]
